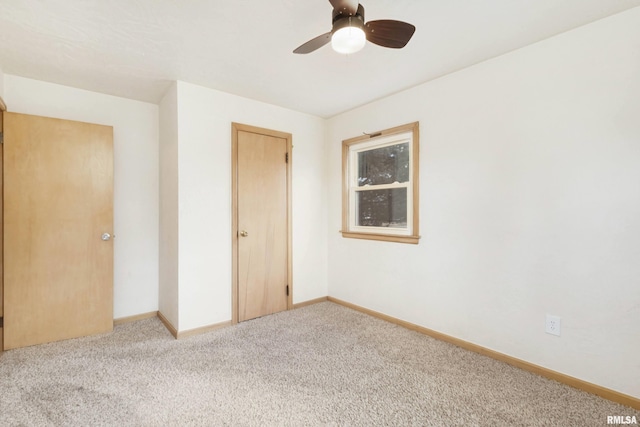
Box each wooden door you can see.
[3,112,114,349]
[232,123,292,322]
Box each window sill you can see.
[340,231,420,245]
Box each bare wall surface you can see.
[158,82,180,328]
[326,8,640,398]
[4,75,160,319]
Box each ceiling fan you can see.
[293,0,416,55]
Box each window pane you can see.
[357,142,409,186]
[356,188,407,228]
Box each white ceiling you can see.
[1,0,639,118]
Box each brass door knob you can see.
[240,230,249,237]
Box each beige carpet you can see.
[0,302,637,426]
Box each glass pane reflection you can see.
[356,188,407,228]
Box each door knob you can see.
[240,230,249,237]
[101,233,112,241]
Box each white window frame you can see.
[341,122,420,244]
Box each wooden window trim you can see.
[341,122,420,244]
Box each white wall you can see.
[326,8,640,398]
[169,81,328,331]
[0,68,4,100]
[4,75,160,320]
[158,82,180,328]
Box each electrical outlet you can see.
[545,314,561,336]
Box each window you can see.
[341,122,420,244]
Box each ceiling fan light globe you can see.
[331,26,366,54]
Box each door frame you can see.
[231,122,293,324]
[0,97,6,351]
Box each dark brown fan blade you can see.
[293,32,332,54]
[329,0,359,15]
[365,20,416,49]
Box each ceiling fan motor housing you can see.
[332,4,365,33]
